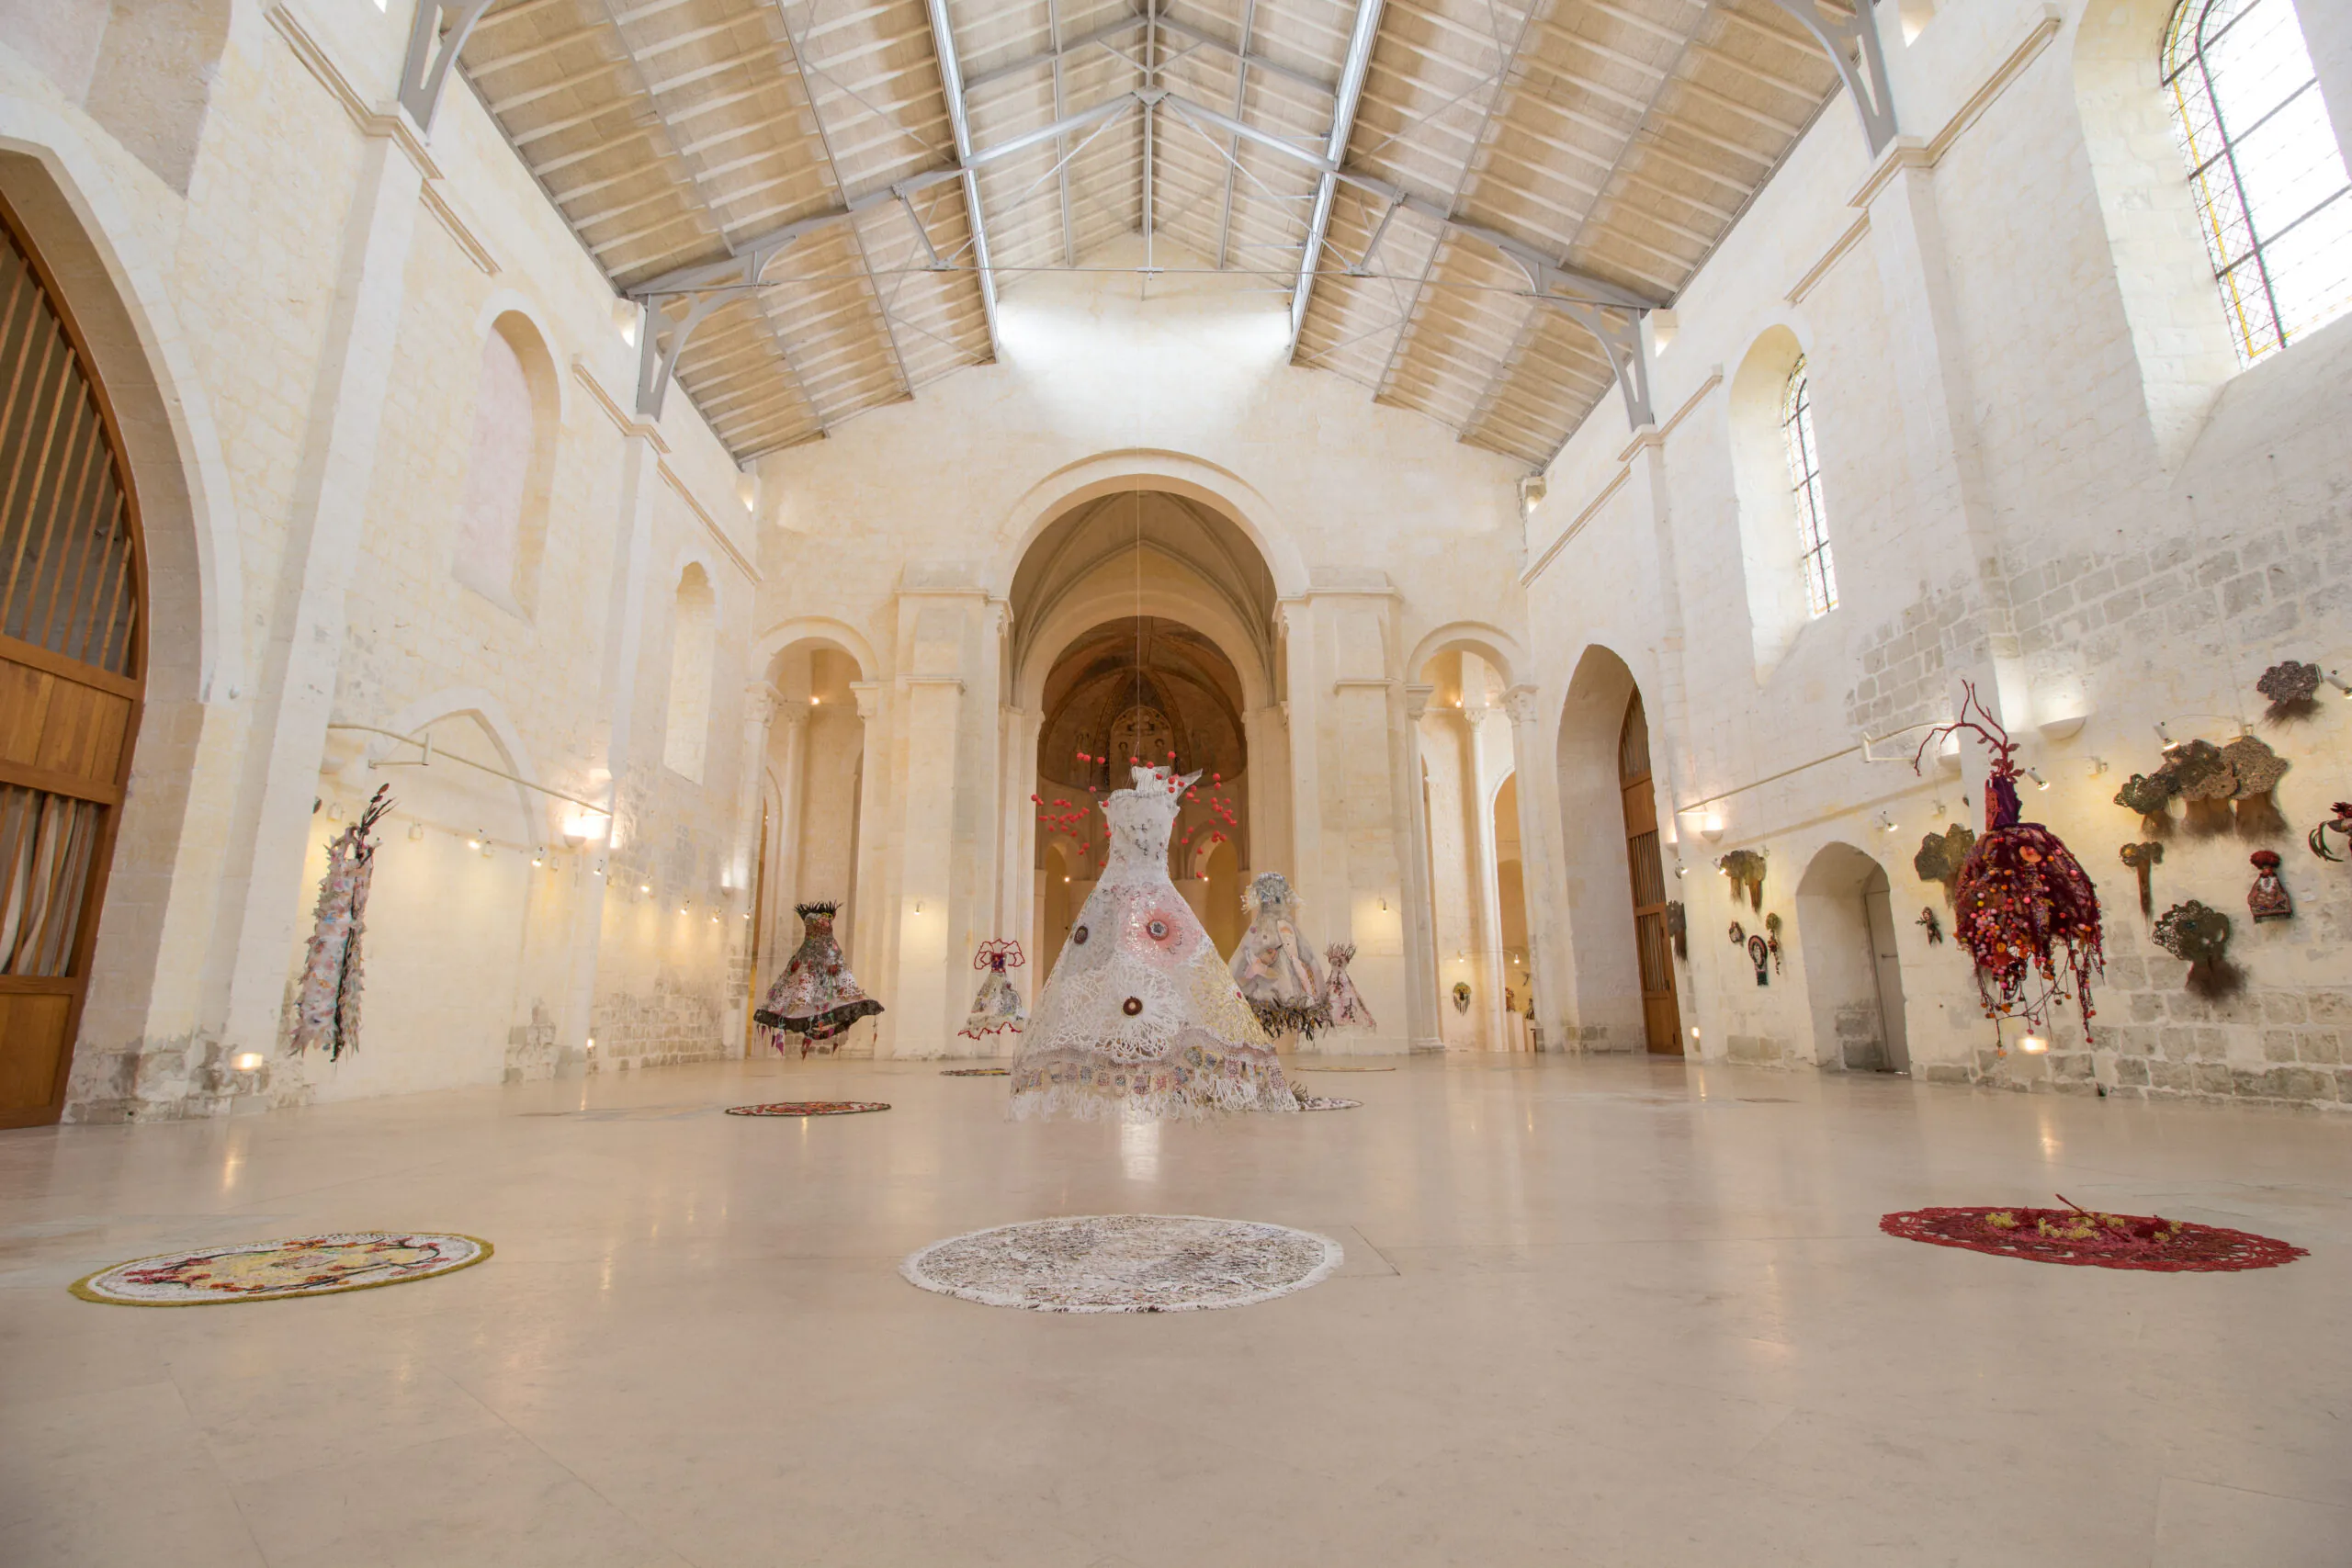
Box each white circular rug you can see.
[900,1214,1343,1313]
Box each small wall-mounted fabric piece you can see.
[2256,660,2322,721]
[2221,735,2289,838]
[2114,771,2177,838]
[1666,900,1688,960]
[2311,802,2352,863]
[2153,899,2239,998]
[1763,912,1783,973]
[1717,849,1767,911]
[1746,934,1770,986]
[1917,907,1943,945]
[1913,825,1976,907]
[1727,920,1745,946]
[2120,840,2165,916]
[2248,852,2292,923]
[2166,740,2237,835]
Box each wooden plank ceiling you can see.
[457,0,1847,466]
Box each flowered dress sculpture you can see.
[1322,942,1376,1031]
[294,785,394,1061]
[960,940,1028,1038]
[1917,683,2105,1042]
[1010,767,1295,1121]
[1229,872,1333,1041]
[754,902,884,1057]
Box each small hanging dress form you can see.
[960,940,1028,1038]
[754,902,884,1057]
[1321,942,1376,1032]
[1229,873,1333,1041]
[1011,767,1295,1121]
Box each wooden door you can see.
[1618,694,1681,1055]
[0,200,145,1127]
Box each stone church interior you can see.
[2,0,2349,1561]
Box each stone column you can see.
[1399,683,1441,1051]
[892,674,964,1057]
[845,679,887,1048]
[211,127,425,1062]
[1505,684,1570,1053]
[765,700,810,956]
[725,683,777,1051]
[1000,705,1039,957]
[1462,702,1507,1051]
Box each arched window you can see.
[2163,0,2352,364]
[662,564,716,781]
[453,315,556,614]
[1781,357,1836,619]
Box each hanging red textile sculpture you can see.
[1916,684,2105,1042]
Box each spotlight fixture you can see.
[409,821,424,840]
[531,851,545,867]
[2086,757,2109,777]
[1931,798,1948,818]
[2327,670,2352,699]
[326,801,344,821]
[1874,812,1897,833]
[2024,767,2050,791]
[466,834,481,849]
[639,883,651,895]
[2155,721,2177,749]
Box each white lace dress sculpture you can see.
[1228,873,1333,1042]
[1010,766,1295,1121]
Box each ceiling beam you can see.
[921,0,1003,356]
[1288,0,1385,355]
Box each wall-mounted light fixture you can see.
[2086,757,2109,777]
[2024,767,2050,791]
[232,1052,265,1073]
[2155,721,2176,749]
[2327,670,2352,699]
[2018,1032,2050,1055]
[1700,811,1725,842]
[1874,812,1898,833]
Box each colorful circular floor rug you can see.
[940,1067,1010,1077]
[72,1232,491,1306]
[725,1100,890,1116]
[1293,1094,1362,1111]
[901,1214,1343,1313]
[1880,1205,2306,1272]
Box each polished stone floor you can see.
[1,1053,2346,1566]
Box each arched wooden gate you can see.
[0,198,146,1127]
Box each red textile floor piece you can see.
[1881,1205,2304,1271]
[725,1101,891,1117]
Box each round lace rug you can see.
[72,1232,490,1306]
[1294,1094,1362,1111]
[725,1100,890,1117]
[1881,1205,2306,1271]
[901,1214,1343,1313]
[940,1067,1010,1077]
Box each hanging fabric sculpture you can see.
[2247,852,2292,923]
[960,940,1028,1038]
[1321,942,1377,1031]
[293,785,394,1061]
[1229,871,1333,1041]
[1915,683,2105,1042]
[1010,766,1295,1121]
[754,902,884,1057]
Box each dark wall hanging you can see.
[2119,840,2164,916]
[1717,849,1767,911]
[1913,824,1976,907]
[2256,660,2322,721]
[2248,851,2292,922]
[1747,934,1770,986]
[2168,740,2237,835]
[1727,920,1745,946]
[1914,682,2105,1041]
[1917,907,1943,945]
[1763,912,1784,974]
[2153,899,2239,998]
[1666,900,1687,960]
[2114,770,2177,838]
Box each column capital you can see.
[848,680,885,720]
[1459,701,1493,730]
[1405,682,1436,720]
[742,682,780,728]
[1503,684,1544,726]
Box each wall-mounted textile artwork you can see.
[2256,659,2322,722]
[2120,841,2165,916]
[2308,801,2352,862]
[1717,850,1767,911]
[2248,852,2292,923]
[1917,908,1943,945]
[1913,825,1976,908]
[294,785,396,1062]
[2153,900,2239,998]
[1747,934,1770,986]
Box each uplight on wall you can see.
[2018,1032,2050,1055]
[612,299,639,346]
[232,1052,265,1072]
[1700,811,1725,842]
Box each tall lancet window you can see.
[1781,357,1836,619]
[2163,0,2352,363]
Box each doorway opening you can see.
[1796,843,1910,1072]
[1618,693,1681,1055]
[0,201,147,1127]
